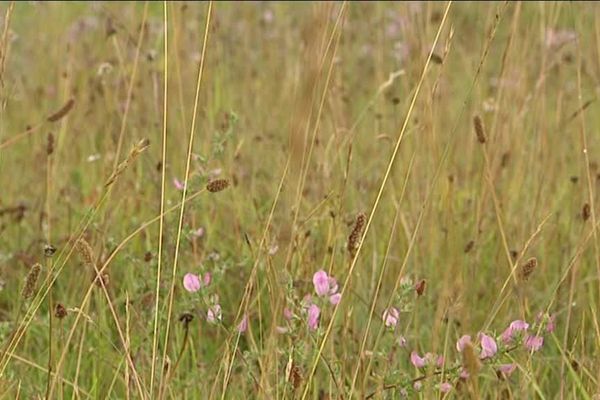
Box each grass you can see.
[1,1,600,398]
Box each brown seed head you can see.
[22,263,42,299]
[347,212,366,257]
[519,257,537,281]
[582,203,591,221]
[415,279,426,296]
[55,303,68,319]
[75,239,95,268]
[473,115,486,144]
[47,133,54,156]
[206,179,230,193]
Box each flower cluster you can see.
[392,313,556,395]
[303,270,342,331]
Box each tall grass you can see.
[0,1,599,398]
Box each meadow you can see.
[0,1,599,398]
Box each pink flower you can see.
[439,382,452,393]
[459,368,470,379]
[498,363,516,377]
[500,326,514,344]
[502,320,529,344]
[192,227,205,238]
[307,304,320,331]
[413,381,422,391]
[173,177,185,191]
[313,270,330,296]
[283,307,293,321]
[456,335,472,352]
[410,351,426,368]
[479,333,498,359]
[202,272,212,287]
[436,355,445,368]
[237,314,248,333]
[312,269,341,304]
[509,320,529,332]
[183,273,201,292]
[329,293,342,305]
[207,304,222,323]
[524,335,544,352]
[382,307,400,327]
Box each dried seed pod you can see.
[47,98,75,122]
[22,263,42,299]
[206,179,230,193]
[55,303,68,319]
[473,115,486,144]
[415,279,426,296]
[347,213,366,257]
[519,257,537,281]
[582,203,591,221]
[44,244,57,257]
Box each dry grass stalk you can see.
[105,138,150,187]
[46,98,75,122]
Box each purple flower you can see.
[237,314,248,333]
[329,293,341,305]
[382,307,400,327]
[456,334,472,352]
[500,326,514,344]
[479,333,498,359]
[524,335,544,352]
[307,304,320,331]
[410,351,426,368]
[439,382,452,393]
[173,177,185,191]
[313,270,330,296]
[202,272,212,287]
[498,363,516,377]
[509,320,529,332]
[312,269,341,304]
[183,273,201,292]
[501,320,529,344]
[207,304,222,324]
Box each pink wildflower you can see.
[382,307,400,327]
[410,351,426,368]
[479,333,498,359]
[439,382,452,393]
[307,304,320,331]
[183,273,201,292]
[524,335,544,352]
[456,334,472,352]
[173,178,185,191]
[498,363,516,377]
[237,314,248,333]
[207,304,222,324]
